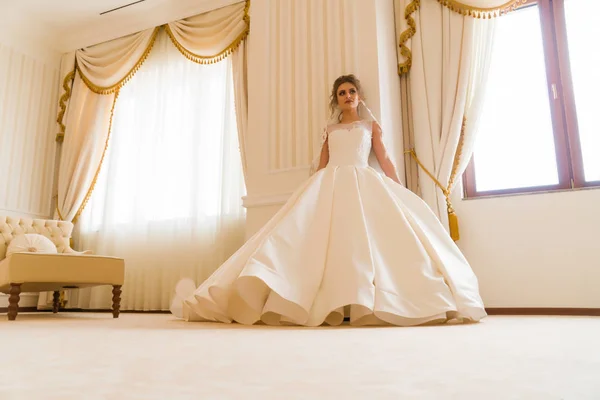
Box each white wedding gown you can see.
[172,120,487,326]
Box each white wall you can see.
[0,18,61,308]
[374,0,404,175]
[0,19,61,219]
[453,188,600,308]
[243,0,403,237]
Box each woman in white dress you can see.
[171,75,487,326]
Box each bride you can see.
[171,74,487,326]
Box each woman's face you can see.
[336,82,359,112]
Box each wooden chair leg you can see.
[112,285,122,318]
[7,283,21,321]
[52,291,60,314]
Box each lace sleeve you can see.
[309,126,329,175]
[321,126,329,143]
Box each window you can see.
[81,34,246,230]
[464,0,600,197]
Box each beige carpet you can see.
[0,313,598,399]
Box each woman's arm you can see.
[372,122,401,184]
[317,137,329,171]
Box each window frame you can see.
[552,0,600,188]
[463,0,599,198]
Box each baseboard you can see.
[63,308,172,314]
[0,307,38,313]
[2,308,599,317]
[0,307,170,314]
[485,308,600,316]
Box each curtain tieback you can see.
[404,149,460,241]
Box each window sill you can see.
[463,184,600,201]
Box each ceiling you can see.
[0,0,240,52]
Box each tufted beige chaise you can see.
[0,216,125,321]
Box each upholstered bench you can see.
[0,216,125,321]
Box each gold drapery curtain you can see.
[436,0,527,18]
[55,53,76,143]
[53,0,250,224]
[396,0,524,75]
[395,0,510,240]
[165,0,250,64]
[76,28,160,95]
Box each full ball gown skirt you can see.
[171,121,487,326]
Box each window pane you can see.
[564,0,600,182]
[473,5,559,192]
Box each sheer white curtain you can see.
[72,32,246,311]
[410,9,496,234]
[394,0,497,240]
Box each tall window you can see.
[76,33,247,311]
[82,34,246,229]
[464,0,600,197]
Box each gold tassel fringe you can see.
[78,27,160,95]
[397,0,420,75]
[67,89,120,224]
[165,0,250,65]
[55,69,75,142]
[76,0,250,92]
[436,0,526,18]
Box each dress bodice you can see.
[326,121,372,168]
